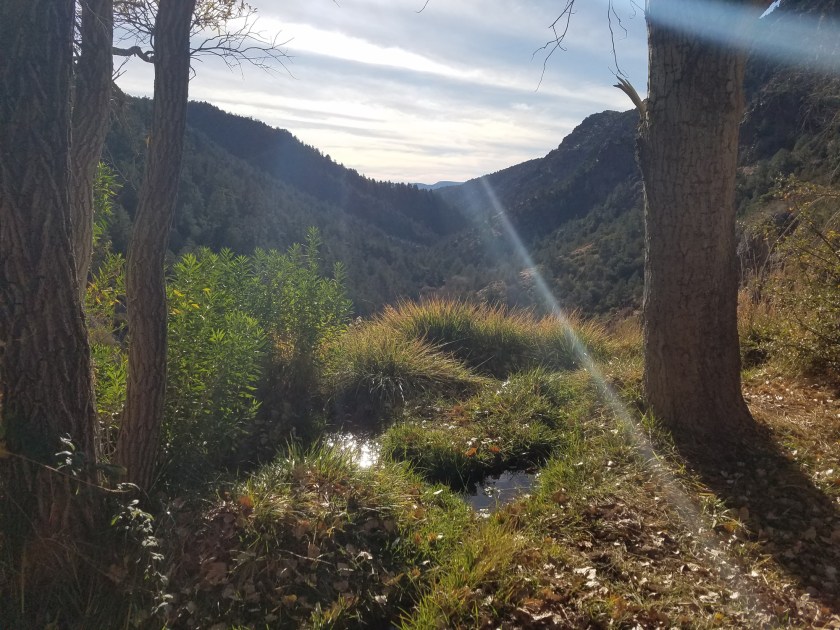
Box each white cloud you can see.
[116,0,648,182]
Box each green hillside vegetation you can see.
[97,4,840,322]
[105,97,455,314]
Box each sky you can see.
[115,1,648,184]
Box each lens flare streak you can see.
[476,177,771,615]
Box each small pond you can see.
[327,433,537,514]
[326,432,380,469]
[462,471,537,514]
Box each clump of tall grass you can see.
[401,521,534,629]
[379,299,611,378]
[323,321,484,419]
[737,179,840,377]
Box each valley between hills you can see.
[3,0,840,627]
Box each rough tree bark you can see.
[0,0,97,532]
[116,0,197,491]
[71,0,114,297]
[638,0,764,446]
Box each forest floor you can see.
[157,361,840,629]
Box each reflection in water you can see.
[326,433,380,469]
[326,432,534,514]
[464,471,536,514]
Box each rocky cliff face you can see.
[440,109,640,240]
[434,0,840,314]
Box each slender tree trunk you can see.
[0,0,96,533]
[638,1,759,446]
[117,0,196,491]
[71,0,114,297]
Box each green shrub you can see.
[248,228,352,439]
[90,342,127,461]
[86,168,129,461]
[162,251,267,484]
[251,227,351,355]
[91,163,120,264]
[85,228,351,482]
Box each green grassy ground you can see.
[154,304,840,628]
[7,299,838,629]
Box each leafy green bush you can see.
[251,227,351,355]
[248,228,353,440]
[91,163,120,265]
[90,342,127,461]
[163,251,267,483]
[86,167,129,460]
[85,227,351,481]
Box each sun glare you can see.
[649,0,840,74]
[475,177,771,616]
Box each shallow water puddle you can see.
[326,432,380,468]
[326,433,536,513]
[464,471,537,514]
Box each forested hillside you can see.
[431,0,840,314]
[104,98,462,313]
[100,0,840,318]
[434,110,643,313]
[103,96,645,315]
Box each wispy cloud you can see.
[117,0,648,182]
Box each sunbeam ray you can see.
[475,176,773,616]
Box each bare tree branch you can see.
[608,2,629,78]
[112,44,153,62]
[533,0,575,90]
[113,0,290,76]
[189,10,293,76]
[535,0,642,90]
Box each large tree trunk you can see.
[71,0,114,297]
[638,1,759,446]
[0,0,96,535]
[117,0,196,491]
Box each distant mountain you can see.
[101,0,840,316]
[413,181,463,191]
[430,110,644,313]
[103,97,466,313]
[185,102,467,242]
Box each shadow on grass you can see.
[674,423,840,613]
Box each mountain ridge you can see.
[102,0,840,316]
